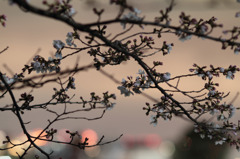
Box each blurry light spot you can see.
[56,129,72,143]
[85,146,101,158]
[0,156,12,159]
[81,129,100,157]
[0,131,6,147]
[29,129,47,146]
[8,139,29,157]
[122,135,136,148]
[144,134,161,148]
[81,129,98,145]
[128,148,160,159]
[0,131,7,155]
[158,141,175,157]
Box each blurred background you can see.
[0,0,240,158]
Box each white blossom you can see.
[200,134,205,139]
[206,71,213,79]
[208,90,216,97]
[167,44,172,54]
[213,124,221,130]
[68,8,76,16]
[137,69,145,75]
[117,86,133,97]
[150,115,158,127]
[0,74,17,87]
[208,135,213,140]
[215,138,226,145]
[234,49,239,54]
[142,80,153,89]
[55,51,63,59]
[66,32,77,47]
[200,25,208,34]
[121,12,142,29]
[107,103,116,110]
[229,105,236,118]
[133,8,141,14]
[217,114,226,121]
[48,57,53,61]
[121,78,126,84]
[158,108,164,113]
[226,71,233,79]
[179,35,192,42]
[163,72,171,81]
[210,109,219,115]
[219,67,225,73]
[53,40,65,50]
[134,80,141,87]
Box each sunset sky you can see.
[1,0,240,157]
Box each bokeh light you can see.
[81,129,98,145]
[7,138,29,157]
[158,141,175,158]
[0,131,6,156]
[0,156,11,159]
[143,134,161,148]
[29,129,48,147]
[81,129,100,158]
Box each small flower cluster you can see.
[193,123,226,144]
[66,32,77,47]
[88,92,116,110]
[25,55,61,74]
[220,65,240,79]
[150,65,171,82]
[208,102,236,121]
[101,92,116,110]
[53,87,70,102]
[204,81,221,99]
[0,14,6,27]
[53,40,65,59]
[0,73,17,88]
[42,0,75,17]
[53,32,78,59]
[143,96,174,126]
[121,8,143,29]
[154,4,172,25]
[222,26,240,54]
[190,64,240,80]
[53,40,65,50]
[66,77,76,90]
[88,44,130,70]
[128,35,156,55]
[178,32,192,42]
[162,72,171,81]
[139,35,155,49]
[19,93,34,108]
[177,12,222,41]
[52,76,77,102]
[161,41,174,55]
[180,12,222,34]
[45,128,57,139]
[117,69,153,96]
[193,121,240,149]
